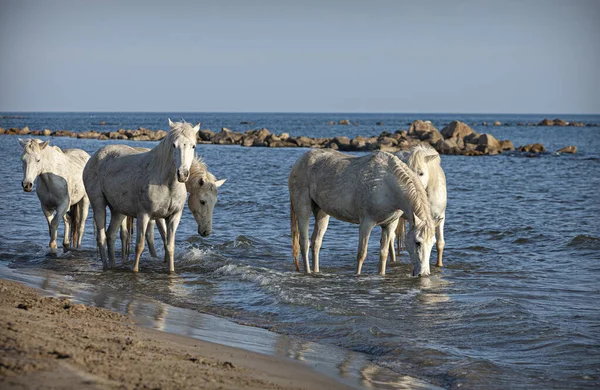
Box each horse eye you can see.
[419,172,424,176]
[415,241,422,248]
[172,143,176,148]
[192,145,196,149]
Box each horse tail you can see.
[69,204,80,248]
[290,196,300,272]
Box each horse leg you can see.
[435,216,445,267]
[76,196,89,248]
[165,212,183,273]
[146,220,158,258]
[119,218,130,265]
[155,219,167,262]
[92,205,109,269]
[52,200,69,253]
[62,212,71,250]
[379,219,398,275]
[132,214,151,273]
[311,207,329,273]
[356,219,375,275]
[107,212,126,268]
[294,198,312,274]
[41,205,57,254]
[395,217,406,261]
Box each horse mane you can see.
[188,156,216,184]
[385,153,435,240]
[21,139,64,155]
[406,144,439,171]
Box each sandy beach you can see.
[0,279,349,390]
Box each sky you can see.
[0,0,598,113]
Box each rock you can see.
[279,133,290,140]
[376,121,384,126]
[553,118,567,126]
[240,121,253,125]
[77,131,101,139]
[499,140,515,151]
[241,135,256,147]
[18,126,30,135]
[153,130,167,140]
[42,129,52,137]
[106,131,128,140]
[329,136,351,150]
[98,134,109,140]
[538,118,554,126]
[327,121,335,125]
[212,128,242,145]
[477,133,501,150]
[198,129,215,142]
[53,130,75,137]
[440,120,476,140]
[569,121,584,127]
[482,122,487,126]
[293,136,314,148]
[518,143,546,153]
[99,121,107,125]
[408,120,437,136]
[338,119,350,125]
[493,121,502,126]
[0,128,4,135]
[131,135,151,141]
[557,145,577,154]
[436,138,460,155]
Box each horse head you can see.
[405,214,436,277]
[407,145,439,189]
[186,166,225,236]
[18,138,50,192]
[168,118,200,182]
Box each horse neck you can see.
[146,138,177,183]
[388,158,432,223]
[38,148,67,175]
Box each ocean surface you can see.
[1,112,599,389]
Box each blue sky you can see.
[0,0,598,113]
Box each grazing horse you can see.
[289,149,436,277]
[83,119,199,272]
[393,145,447,267]
[118,148,225,264]
[18,138,90,253]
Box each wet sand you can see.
[0,279,350,389]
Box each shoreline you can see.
[1,118,581,156]
[0,277,352,390]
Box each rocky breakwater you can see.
[0,120,574,156]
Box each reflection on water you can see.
[1,113,600,389]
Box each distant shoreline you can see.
[2,118,583,156]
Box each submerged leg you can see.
[311,207,330,273]
[295,200,312,274]
[107,211,126,268]
[132,214,151,273]
[435,216,445,267]
[52,200,69,253]
[41,205,57,254]
[356,219,376,275]
[379,219,398,275]
[395,217,407,261]
[165,212,183,273]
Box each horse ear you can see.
[425,154,439,163]
[18,138,27,149]
[193,122,201,133]
[413,213,422,226]
[215,179,226,188]
[168,118,176,129]
[40,140,50,150]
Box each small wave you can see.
[513,238,531,244]
[567,235,600,250]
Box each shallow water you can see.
[1,113,599,389]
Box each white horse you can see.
[289,149,436,276]
[393,145,447,267]
[83,119,199,272]
[18,138,90,253]
[118,149,225,264]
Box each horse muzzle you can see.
[199,227,211,237]
[22,181,33,192]
[177,169,190,183]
